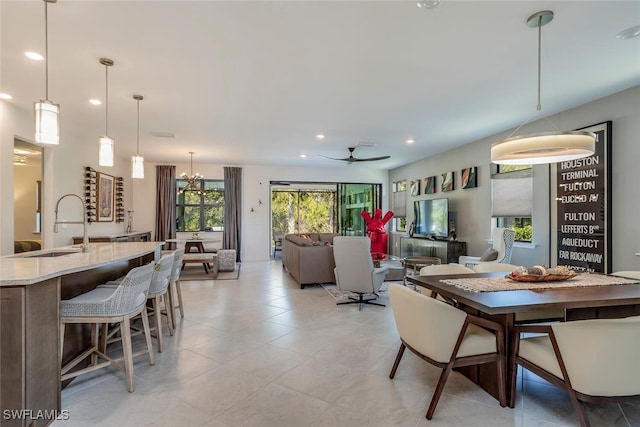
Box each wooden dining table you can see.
[406,271,640,404]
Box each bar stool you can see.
[168,248,186,329]
[99,254,175,352]
[60,262,156,392]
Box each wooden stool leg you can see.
[168,281,177,330]
[90,323,99,365]
[164,292,174,336]
[140,306,155,366]
[152,296,163,353]
[121,317,135,393]
[59,322,66,364]
[175,279,184,319]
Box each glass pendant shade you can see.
[99,136,114,166]
[132,155,144,179]
[491,131,596,165]
[34,100,60,144]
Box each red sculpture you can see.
[361,209,394,258]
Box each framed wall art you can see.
[410,179,420,196]
[97,172,115,222]
[550,121,612,273]
[461,166,478,189]
[441,171,455,192]
[423,176,437,194]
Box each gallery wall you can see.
[389,85,640,271]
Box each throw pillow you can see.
[479,248,499,262]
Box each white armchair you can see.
[332,236,389,310]
[459,228,516,268]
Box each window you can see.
[492,165,532,243]
[176,179,224,232]
[392,180,407,232]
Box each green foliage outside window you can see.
[176,179,224,232]
[272,190,335,235]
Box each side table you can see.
[402,256,441,285]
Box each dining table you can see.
[164,238,220,253]
[406,271,640,405]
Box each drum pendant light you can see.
[98,58,115,167]
[491,11,595,165]
[34,0,60,145]
[131,95,144,179]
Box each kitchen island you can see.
[0,242,163,427]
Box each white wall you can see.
[389,84,640,271]
[131,162,388,262]
[1,100,141,253]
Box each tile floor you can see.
[54,260,640,427]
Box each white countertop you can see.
[1,242,164,286]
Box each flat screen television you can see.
[413,198,449,239]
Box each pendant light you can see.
[98,58,115,167]
[34,0,60,145]
[131,95,144,179]
[491,11,595,165]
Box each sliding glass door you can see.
[271,187,336,235]
[337,183,381,236]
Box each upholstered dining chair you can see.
[418,263,474,301]
[472,263,518,273]
[458,228,516,268]
[388,284,507,420]
[332,236,389,310]
[510,316,640,427]
[611,271,640,280]
[60,262,156,392]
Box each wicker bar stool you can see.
[168,248,186,329]
[99,254,175,352]
[60,262,156,393]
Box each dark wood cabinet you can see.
[72,231,151,244]
[400,237,467,264]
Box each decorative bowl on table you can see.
[505,265,577,282]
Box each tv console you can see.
[400,236,466,264]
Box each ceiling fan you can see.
[319,146,391,164]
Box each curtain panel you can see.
[155,165,176,246]
[223,167,242,262]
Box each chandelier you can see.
[178,152,206,195]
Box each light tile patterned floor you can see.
[54,260,640,427]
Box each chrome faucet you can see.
[54,193,89,251]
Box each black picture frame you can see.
[550,121,612,273]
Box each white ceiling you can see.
[2,1,639,169]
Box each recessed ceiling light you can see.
[406,139,415,144]
[0,93,13,100]
[316,134,325,139]
[89,99,101,105]
[25,51,44,61]
[616,25,640,40]
[300,154,307,158]
[417,0,440,9]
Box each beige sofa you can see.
[282,233,338,289]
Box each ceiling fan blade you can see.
[317,154,350,161]
[350,155,391,162]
